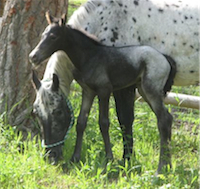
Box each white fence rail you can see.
[136,91,200,110]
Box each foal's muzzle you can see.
[29,50,41,65]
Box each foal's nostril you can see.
[29,52,38,64]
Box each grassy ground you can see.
[0,1,199,188]
[0,83,199,188]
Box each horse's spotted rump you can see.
[68,0,199,86]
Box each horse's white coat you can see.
[33,51,74,120]
[68,0,199,86]
[43,51,74,96]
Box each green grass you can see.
[0,83,199,189]
[68,0,87,18]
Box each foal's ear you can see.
[46,11,54,24]
[51,74,59,92]
[59,14,67,26]
[32,70,41,91]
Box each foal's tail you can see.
[163,55,177,96]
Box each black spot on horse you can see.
[100,38,106,43]
[138,36,141,42]
[132,17,137,23]
[134,0,139,6]
[184,16,188,20]
[158,9,164,13]
[172,4,179,8]
[173,20,177,23]
[190,70,195,73]
[110,30,119,43]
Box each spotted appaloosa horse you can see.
[67,0,199,86]
[29,0,198,172]
[32,51,74,163]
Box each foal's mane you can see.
[67,25,100,44]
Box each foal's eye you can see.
[50,33,57,40]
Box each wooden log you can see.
[136,90,200,110]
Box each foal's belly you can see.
[108,64,142,91]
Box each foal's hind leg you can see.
[138,84,172,174]
[113,85,136,160]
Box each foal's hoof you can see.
[156,164,171,176]
[70,155,80,163]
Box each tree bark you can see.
[0,0,67,134]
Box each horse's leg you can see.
[138,84,172,174]
[71,89,95,162]
[113,85,136,160]
[98,92,113,160]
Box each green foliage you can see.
[1,83,199,188]
[67,0,87,19]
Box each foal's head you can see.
[29,12,67,65]
[32,71,73,163]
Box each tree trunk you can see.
[0,0,68,134]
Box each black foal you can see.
[29,13,176,173]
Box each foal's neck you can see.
[63,27,101,70]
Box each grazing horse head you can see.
[29,12,67,65]
[32,70,74,163]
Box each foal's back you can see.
[86,45,171,91]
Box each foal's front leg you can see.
[71,89,95,162]
[98,93,113,160]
